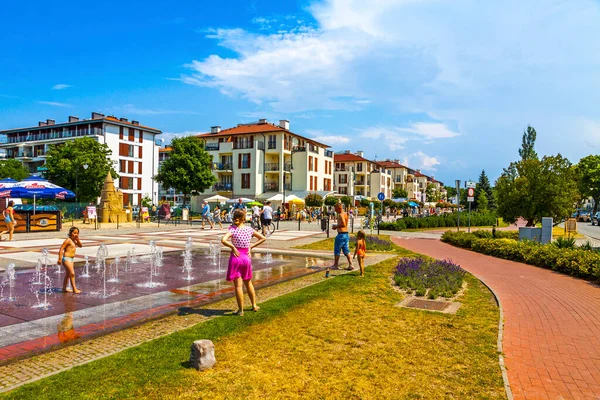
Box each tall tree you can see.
[392,187,408,198]
[496,155,579,226]
[576,155,600,213]
[154,137,216,205]
[475,170,496,210]
[519,125,538,161]
[44,137,117,203]
[0,159,30,181]
[476,188,488,212]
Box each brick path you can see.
[392,237,600,400]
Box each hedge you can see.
[378,212,498,231]
[441,231,600,281]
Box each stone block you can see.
[519,227,542,242]
[190,339,216,371]
[541,217,553,244]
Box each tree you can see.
[475,170,496,210]
[324,196,339,206]
[340,196,352,207]
[154,137,216,205]
[392,187,408,198]
[305,193,323,207]
[496,155,579,226]
[476,188,488,212]
[44,137,117,203]
[0,159,30,181]
[519,125,538,161]
[576,155,600,214]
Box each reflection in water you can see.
[57,300,80,343]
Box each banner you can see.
[86,206,97,220]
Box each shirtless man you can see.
[330,203,354,270]
[57,227,83,293]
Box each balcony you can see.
[267,141,277,149]
[291,145,306,152]
[284,162,292,172]
[265,163,280,172]
[15,152,33,159]
[213,163,232,171]
[213,183,233,192]
[205,143,220,151]
[233,141,253,150]
[335,166,351,172]
[265,183,279,191]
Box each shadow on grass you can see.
[178,307,229,317]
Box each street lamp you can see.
[75,163,89,224]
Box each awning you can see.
[408,201,419,207]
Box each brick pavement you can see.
[393,237,600,400]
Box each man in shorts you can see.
[260,201,273,235]
[201,200,214,229]
[330,203,354,270]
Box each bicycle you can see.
[250,216,275,236]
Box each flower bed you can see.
[394,257,465,299]
[441,231,600,280]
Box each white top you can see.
[252,205,260,216]
[262,205,273,219]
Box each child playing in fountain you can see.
[353,230,367,277]
[221,209,266,316]
[57,227,83,294]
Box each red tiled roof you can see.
[377,160,409,169]
[334,153,371,162]
[196,122,329,148]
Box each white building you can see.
[0,112,162,206]
[196,119,334,201]
[333,151,393,200]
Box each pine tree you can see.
[519,125,538,161]
[475,169,497,211]
[476,188,488,212]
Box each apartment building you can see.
[333,151,392,200]
[196,119,334,199]
[0,112,162,205]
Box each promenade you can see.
[394,237,600,400]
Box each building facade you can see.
[196,119,334,199]
[0,112,162,206]
[333,151,393,200]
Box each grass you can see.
[294,234,416,256]
[2,257,505,400]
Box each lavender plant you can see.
[394,257,465,299]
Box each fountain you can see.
[137,241,165,288]
[96,244,110,298]
[31,253,53,309]
[130,246,139,264]
[31,259,43,285]
[181,237,194,281]
[0,264,16,301]
[80,255,91,278]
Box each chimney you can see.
[68,116,79,123]
[357,151,364,157]
[344,150,351,154]
[279,119,289,130]
[210,126,221,134]
[131,120,140,126]
[46,119,55,125]
[92,112,105,119]
[258,118,267,124]
[394,159,399,164]
[38,121,47,127]
[120,117,128,122]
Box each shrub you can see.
[394,257,465,299]
[305,193,323,208]
[380,212,498,231]
[552,236,576,249]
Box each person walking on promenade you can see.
[221,209,266,316]
[353,230,367,277]
[260,201,273,236]
[233,198,245,211]
[201,200,214,229]
[0,200,17,241]
[57,227,83,294]
[213,205,223,229]
[330,203,354,270]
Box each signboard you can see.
[467,187,475,202]
[377,192,385,201]
[37,166,48,172]
[86,206,97,220]
[466,181,476,189]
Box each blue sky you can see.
[1,0,599,185]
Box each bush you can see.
[324,196,339,206]
[552,236,576,249]
[394,257,465,299]
[305,193,323,208]
[379,212,498,231]
[441,230,600,281]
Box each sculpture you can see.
[99,172,130,223]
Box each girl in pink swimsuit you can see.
[221,209,266,316]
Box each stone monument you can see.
[190,339,216,371]
[99,172,128,223]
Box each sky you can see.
[1,0,599,185]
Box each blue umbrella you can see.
[10,176,75,214]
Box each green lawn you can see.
[295,234,417,256]
[2,257,505,399]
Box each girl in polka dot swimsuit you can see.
[221,209,266,316]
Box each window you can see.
[357,163,363,172]
[315,158,318,172]
[128,161,134,173]
[339,187,347,194]
[268,134,276,149]
[309,156,313,172]
[339,174,347,184]
[239,153,251,169]
[120,160,126,173]
[139,162,143,174]
[138,146,143,158]
[310,176,313,191]
[128,145,134,158]
[128,128,134,141]
[241,173,250,189]
[119,126,124,140]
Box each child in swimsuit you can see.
[353,230,367,277]
[221,209,266,315]
[58,227,83,294]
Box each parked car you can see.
[574,210,591,222]
[592,212,600,225]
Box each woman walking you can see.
[0,200,17,241]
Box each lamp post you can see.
[75,163,89,225]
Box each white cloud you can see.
[402,151,441,172]
[580,119,600,148]
[52,84,71,90]
[356,122,458,150]
[161,131,203,145]
[0,94,20,99]
[37,101,71,107]
[117,104,201,116]
[309,135,350,146]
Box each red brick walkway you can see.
[392,237,600,400]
